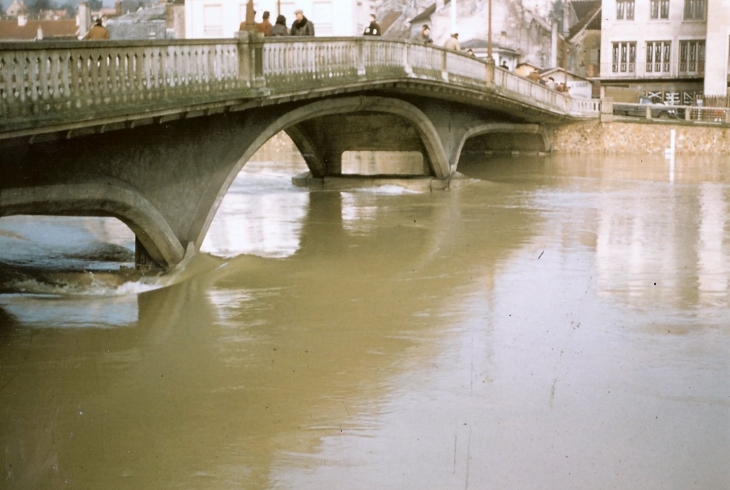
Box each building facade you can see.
[409,0,561,70]
[185,0,377,39]
[600,0,729,101]
[106,3,185,40]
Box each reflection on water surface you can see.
[0,152,728,489]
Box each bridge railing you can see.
[0,40,241,129]
[0,37,598,134]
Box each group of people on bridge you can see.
[242,10,382,38]
[74,6,555,96]
[240,9,315,37]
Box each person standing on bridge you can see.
[363,14,381,36]
[83,18,109,40]
[291,9,315,36]
[416,24,433,44]
[444,33,460,51]
[270,15,289,36]
[257,11,272,36]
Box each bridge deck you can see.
[0,36,600,139]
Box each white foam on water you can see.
[345,185,421,195]
[6,273,162,298]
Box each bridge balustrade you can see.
[0,40,241,126]
[0,37,599,135]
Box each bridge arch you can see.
[0,183,185,267]
[454,123,552,169]
[192,96,451,250]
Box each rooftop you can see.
[0,19,77,40]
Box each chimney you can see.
[36,26,43,40]
[115,0,121,16]
[18,14,27,26]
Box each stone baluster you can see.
[404,42,413,77]
[134,50,145,101]
[0,54,10,117]
[441,50,449,82]
[357,38,366,78]
[100,53,111,103]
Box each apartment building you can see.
[185,0,377,39]
[600,0,729,103]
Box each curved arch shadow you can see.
[0,183,185,267]
[454,123,552,170]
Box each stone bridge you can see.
[0,36,600,268]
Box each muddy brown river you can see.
[1,149,728,489]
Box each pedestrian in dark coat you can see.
[270,15,289,36]
[363,14,381,36]
[291,9,315,36]
[415,24,433,44]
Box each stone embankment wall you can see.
[554,121,730,154]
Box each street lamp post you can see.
[487,0,493,61]
[450,0,457,34]
[563,0,569,85]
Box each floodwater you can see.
[1,145,729,489]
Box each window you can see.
[650,0,669,19]
[646,41,671,73]
[612,42,636,73]
[203,5,223,37]
[684,0,705,20]
[679,40,705,74]
[616,0,635,20]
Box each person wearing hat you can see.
[290,9,315,36]
[83,18,110,40]
[444,33,460,51]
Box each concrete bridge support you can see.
[0,95,551,269]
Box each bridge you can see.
[0,35,600,268]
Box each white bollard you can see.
[665,129,676,156]
[664,129,676,183]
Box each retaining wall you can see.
[554,120,730,154]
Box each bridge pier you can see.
[135,237,158,271]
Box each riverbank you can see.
[554,120,730,154]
